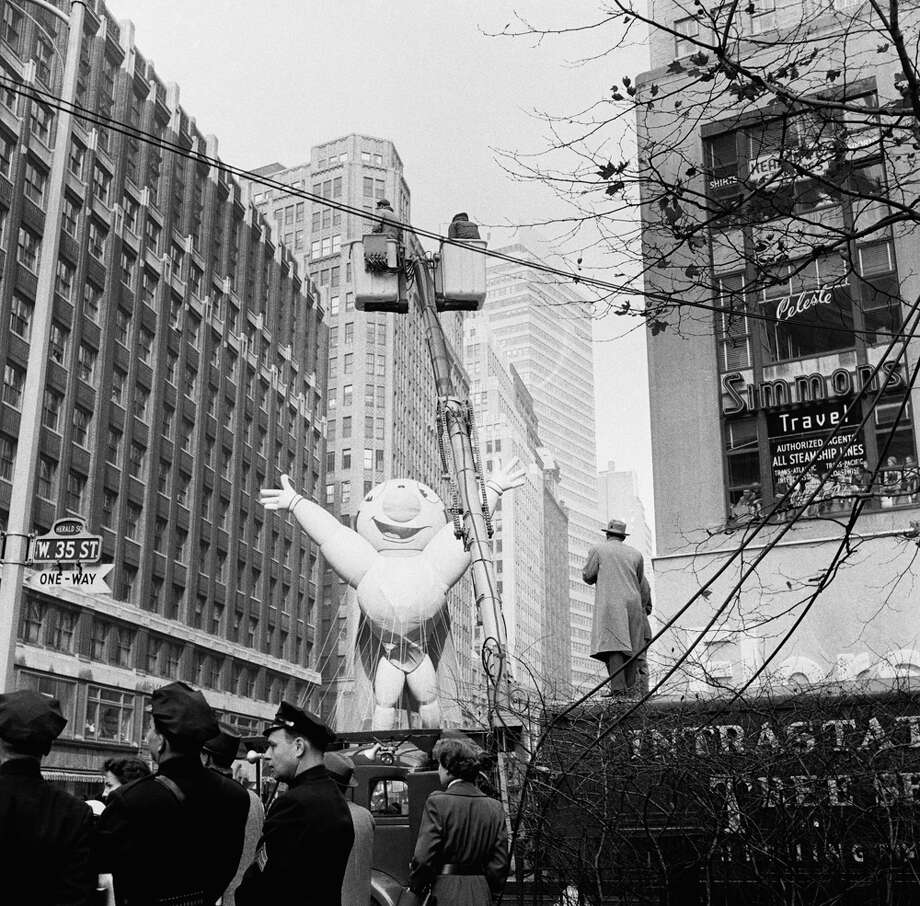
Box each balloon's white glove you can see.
[258,473,301,512]
[488,457,526,494]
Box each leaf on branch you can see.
[627,85,637,96]
[745,1,755,12]
[650,84,660,96]
[650,318,669,336]
[611,91,625,101]
[596,160,617,180]
[623,75,632,87]
[877,43,889,53]
[576,257,583,268]
[688,235,708,250]
[605,180,625,195]
[689,51,709,67]
[686,166,698,178]
[685,265,702,277]
[826,69,840,82]
[667,60,686,74]
[675,99,683,108]
[700,588,713,599]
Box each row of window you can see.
[327,382,387,413]
[17,669,289,749]
[329,321,388,348]
[326,447,387,473]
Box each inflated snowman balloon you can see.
[259,460,524,729]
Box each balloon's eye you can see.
[418,487,430,500]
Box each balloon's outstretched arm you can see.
[259,474,377,586]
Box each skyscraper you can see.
[463,319,570,693]
[0,6,325,789]
[483,245,600,690]
[245,136,472,728]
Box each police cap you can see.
[265,701,335,752]
[0,689,67,756]
[149,682,218,746]
[202,723,242,767]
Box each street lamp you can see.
[0,0,87,688]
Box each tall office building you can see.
[0,4,326,787]
[637,1,920,690]
[245,136,472,729]
[483,246,600,689]
[463,320,570,694]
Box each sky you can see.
[105,1,656,520]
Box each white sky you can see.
[105,0,655,518]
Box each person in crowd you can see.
[583,518,652,698]
[902,454,920,504]
[236,702,354,906]
[408,737,509,905]
[0,689,96,906]
[95,681,249,906]
[102,756,151,800]
[880,456,902,508]
[202,726,265,906]
[325,750,375,906]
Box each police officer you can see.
[235,702,354,906]
[0,689,96,906]
[95,681,250,905]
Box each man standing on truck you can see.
[583,518,653,698]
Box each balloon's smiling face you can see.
[355,479,447,551]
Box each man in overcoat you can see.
[325,750,375,906]
[583,518,652,697]
[0,689,96,906]
[95,681,250,905]
[235,702,354,906]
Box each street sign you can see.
[25,563,112,594]
[29,517,102,564]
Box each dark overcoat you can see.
[583,537,651,660]
[408,780,510,906]
[95,754,249,905]
[0,757,96,906]
[235,763,354,906]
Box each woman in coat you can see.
[408,738,509,905]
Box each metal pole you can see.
[0,0,87,689]
[412,258,510,720]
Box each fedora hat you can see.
[603,518,628,538]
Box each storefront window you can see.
[85,685,136,743]
[17,670,76,734]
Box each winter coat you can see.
[583,537,651,660]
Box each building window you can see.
[1,4,24,52]
[47,608,77,653]
[114,308,131,345]
[16,226,41,271]
[48,322,69,364]
[37,456,57,500]
[111,367,127,406]
[85,685,135,743]
[134,386,150,421]
[19,601,44,645]
[138,327,154,363]
[71,406,92,447]
[42,389,63,431]
[23,159,46,205]
[106,428,122,466]
[30,103,53,144]
[87,220,107,259]
[83,282,103,322]
[128,441,146,478]
[145,217,162,253]
[0,434,14,480]
[92,163,112,204]
[120,248,137,286]
[68,140,85,179]
[9,294,33,340]
[125,503,142,539]
[77,343,96,382]
[55,259,76,301]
